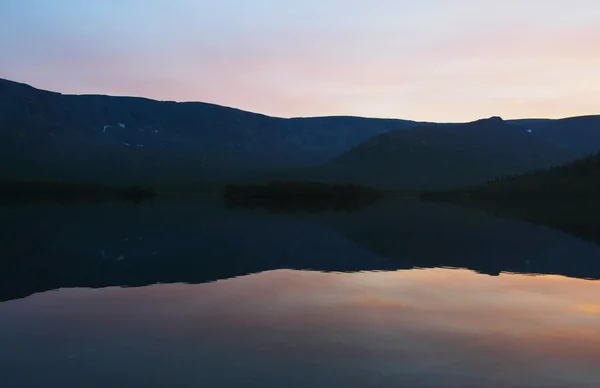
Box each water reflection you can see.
[3,200,600,387]
[318,201,600,279]
[1,268,599,387]
[2,199,600,302]
[463,200,600,246]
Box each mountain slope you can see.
[0,78,421,184]
[420,153,600,245]
[2,78,598,188]
[509,115,600,155]
[273,117,578,190]
[424,150,600,200]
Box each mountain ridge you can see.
[1,77,599,189]
[250,116,581,190]
[4,77,596,122]
[0,77,424,184]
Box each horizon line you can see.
[2,76,598,124]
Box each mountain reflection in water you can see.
[2,199,600,303]
[2,199,600,387]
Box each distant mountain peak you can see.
[477,116,505,123]
[465,116,508,129]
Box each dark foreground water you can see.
[1,200,599,387]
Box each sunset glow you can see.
[1,0,599,121]
[3,269,600,386]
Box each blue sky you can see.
[1,0,599,121]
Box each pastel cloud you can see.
[0,0,598,121]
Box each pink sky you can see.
[1,0,599,121]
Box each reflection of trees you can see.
[420,151,600,245]
[0,181,157,204]
[469,201,600,247]
[223,181,382,213]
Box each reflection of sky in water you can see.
[1,268,599,388]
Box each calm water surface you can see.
[1,200,599,387]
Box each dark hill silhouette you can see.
[2,78,598,190]
[0,78,422,185]
[256,117,578,190]
[509,115,600,155]
[421,150,600,201]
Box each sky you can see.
[0,0,599,121]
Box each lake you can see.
[1,199,599,387]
